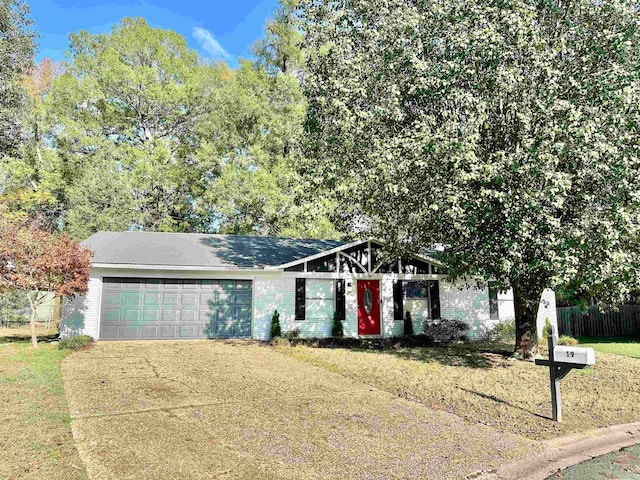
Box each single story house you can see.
[61,231,515,341]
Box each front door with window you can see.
[357,280,380,335]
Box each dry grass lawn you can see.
[62,341,539,480]
[276,342,640,440]
[0,340,86,480]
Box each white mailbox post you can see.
[535,325,596,422]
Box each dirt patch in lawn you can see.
[276,343,640,440]
[62,340,539,480]
[0,341,86,480]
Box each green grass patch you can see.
[0,340,86,479]
[578,337,640,359]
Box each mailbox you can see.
[553,346,595,366]
[536,325,596,422]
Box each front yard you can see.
[275,341,640,440]
[0,339,86,480]
[0,336,638,479]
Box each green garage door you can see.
[100,278,252,340]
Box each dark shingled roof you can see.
[82,231,344,269]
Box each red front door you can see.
[358,280,380,335]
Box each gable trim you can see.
[266,238,444,271]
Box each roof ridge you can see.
[90,231,345,243]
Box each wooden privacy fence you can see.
[556,305,640,338]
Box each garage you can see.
[100,277,252,340]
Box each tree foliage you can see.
[45,17,217,233]
[0,0,35,156]
[0,209,91,347]
[199,1,340,238]
[0,9,341,240]
[302,0,640,353]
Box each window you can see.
[393,280,404,320]
[335,279,345,321]
[488,283,499,320]
[402,280,440,320]
[307,254,337,272]
[363,288,373,314]
[305,280,334,321]
[295,278,305,320]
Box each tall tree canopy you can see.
[0,0,35,155]
[199,1,340,238]
[0,9,340,240]
[45,17,217,234]
[302,0,640,353]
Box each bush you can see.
[284,327,301,340]
[404,311,414,337]
[58,335,93,351]
[488,318,516,343]
[558,335,578,346]
[270,310,281,339]
[331,311,344,338]
[423,318,469,343]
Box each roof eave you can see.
[91,262,268,272]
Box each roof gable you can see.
[270,239,444,274]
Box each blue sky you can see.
[28,0,281,68]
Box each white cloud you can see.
[192,27,231,60]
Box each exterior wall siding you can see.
[440,280,509,340]
[498,288,516,321]
[60,274,102,339]
[343,280,358,338]
[404,298,430,334]
[252,275,295,340]
[61,265,516,342]
[381,277,399,337]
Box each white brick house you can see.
[61,232,514,341]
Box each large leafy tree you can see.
[0,0,35,156]
[0,59,67,231]
[207,0,341,238]
[0,209,91,348]
[45,17,220,234]
[302,0,640,353]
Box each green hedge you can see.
[58,335,94,351]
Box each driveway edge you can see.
[491,421,640,480]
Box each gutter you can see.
[90,263,274,272]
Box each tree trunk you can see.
[513,285,541,358]
[26,292,39,349]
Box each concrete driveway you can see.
[62,341,537,479]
